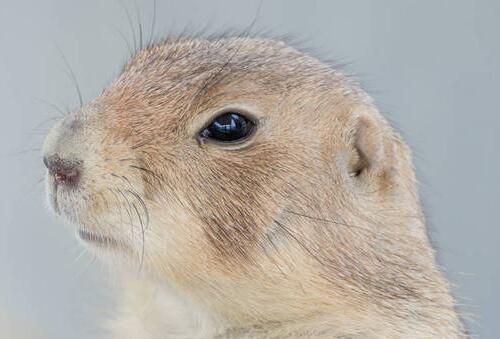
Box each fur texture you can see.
[43,37,467,338]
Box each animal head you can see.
[43,38,461,333]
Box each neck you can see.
[107,230,466,339]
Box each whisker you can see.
[133,0,143,50]
[125,189,150,229]
[129,165,163,182]
[118,0,138,53]
[112,25,134,57]
[74,247,89,263]
[34,97,67,117]
[31,116,61,132]
[272,219,324,266]
[109,173,135,189]
[148,0,157,47]
[108,187,125,227]
[56,46,84,107]
[5,148,41,157]
[131,201,145,271]
[116,188,135,237]
[283,209,375,234]
[73,245,98,280]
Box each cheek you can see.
[185,161,288,257]
[142,143,301,258]
[144,199,208,264]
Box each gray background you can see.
[0,0,498,338]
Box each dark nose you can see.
[43,154,81,186]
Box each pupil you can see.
[209,113,248,141]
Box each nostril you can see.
[52,167,78,183]
[43,154,81,185]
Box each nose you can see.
[43,154,81,186]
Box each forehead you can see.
[110,38,322,99]
[94,38,333,136]
[125,38,300,77]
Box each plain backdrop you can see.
[0,1,498,338]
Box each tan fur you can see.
[43,37,467,338]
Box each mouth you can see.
[46,174,79,221]
[77,229,120,248]
[46,176,60,214]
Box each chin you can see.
[45,178,135,260]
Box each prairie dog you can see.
[43,37,467,338]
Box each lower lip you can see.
[77,230,118,247]
[47,177,60,213]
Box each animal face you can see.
[43,37,407,292]
[43,39,355,273]
[42,37,467,337]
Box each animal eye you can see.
[199,112,255,143]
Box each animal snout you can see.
[43,154,82,186]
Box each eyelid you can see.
[189,103,266,151]
[196,115,261,150]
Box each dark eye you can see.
[199,112,255,143]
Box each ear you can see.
[349,107,394,178]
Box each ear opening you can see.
[349,108,393,178]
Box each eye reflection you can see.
[199,112,255,143]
